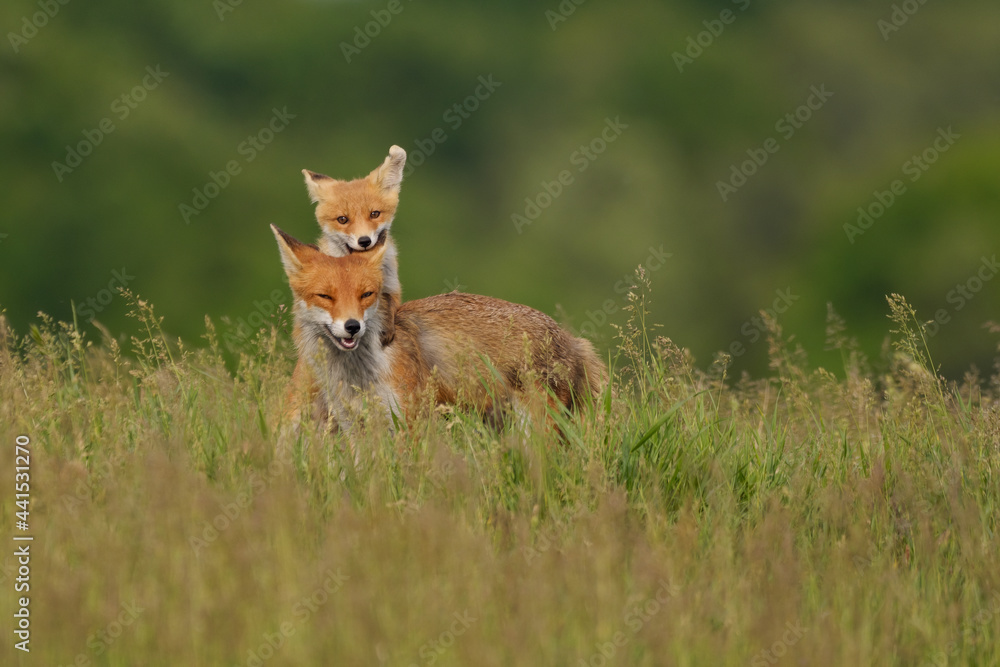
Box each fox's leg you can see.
[285,357,319,429]
[277,357,320,452]
[379,290,401,346]
[379,242,402,346]
[510,381,571,443]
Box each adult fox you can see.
[271,225,606,432]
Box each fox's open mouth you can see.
[324,325,359,351]
[335,336,358,350]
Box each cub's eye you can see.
[316,294,333,301]
[360,291,374,299]
[336,216,349,224]
[370,210,381,219]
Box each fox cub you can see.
[272,225,606,432]
[302,145,406,345]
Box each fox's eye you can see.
[336,216,349,224]
[370,210,380,219]
[360,291,374,299]
[316,294,333,301]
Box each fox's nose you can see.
[357,236,372,249]
[344,319,361,336]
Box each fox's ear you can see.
[369,145,407,194]
[271,224,311,278]
[302,169,333,204]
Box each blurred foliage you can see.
[1,0,998,377]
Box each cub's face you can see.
[309,176,398,254]
[303,145,407,256]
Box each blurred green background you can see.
[2,0,998,377]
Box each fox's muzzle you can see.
[323,323,361,351]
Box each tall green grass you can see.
[1,285,998,666]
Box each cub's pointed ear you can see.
[271,224,312,278]
[302,168,333,204]
[369,145,407,194]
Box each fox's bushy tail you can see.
[569,336,608,410]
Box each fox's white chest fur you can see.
[295,299,400,430]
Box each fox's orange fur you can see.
[271,226,607,433]
[302,145,406,345]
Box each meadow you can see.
[1,282,999,666]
